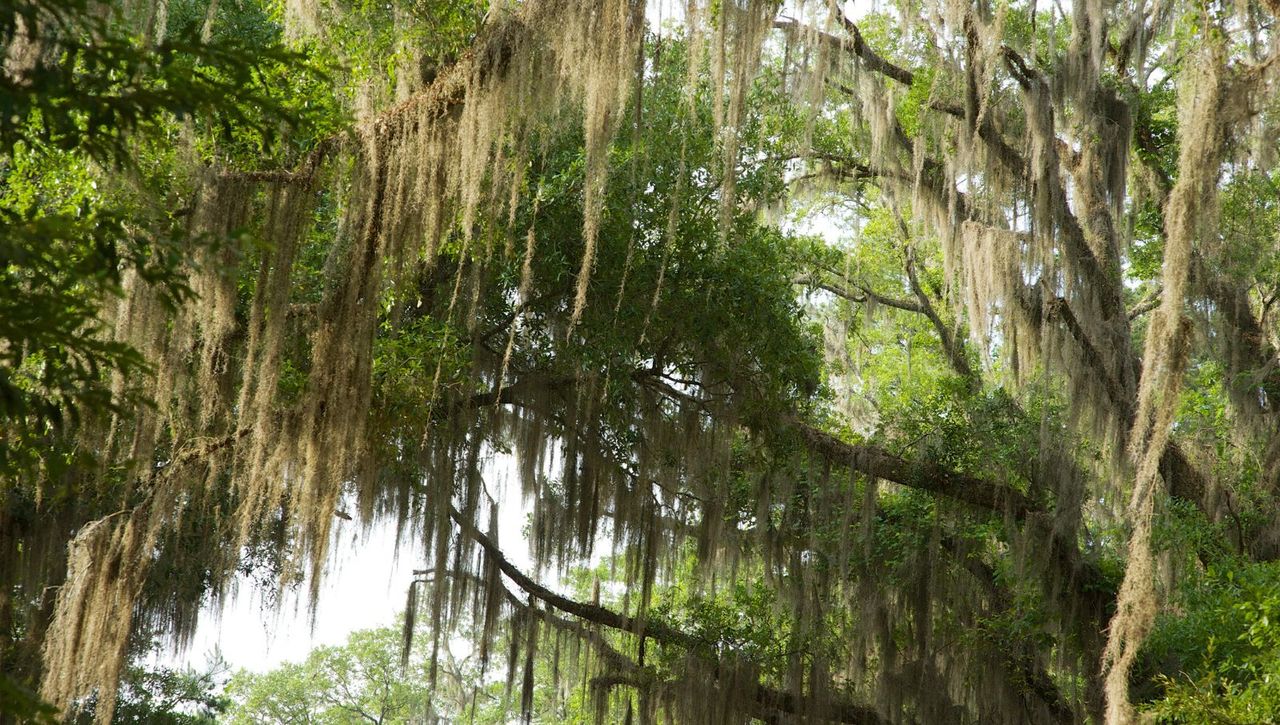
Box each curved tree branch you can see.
[449,506,887,725]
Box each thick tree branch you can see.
[792,422,1039,519]
[821,0,914,85]
[449,505,699,648]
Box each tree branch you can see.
[449,506,886,724]
[807,275,926,315]
[449,505,699,648]
[895,213,978,387]
[792,421,1039,519]
[1127,287,1162,320]
[821,0,914,85]
[941,537,1090,723]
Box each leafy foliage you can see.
[226,628,435,724]
[0,0,319,477]
[10,0,1280,723]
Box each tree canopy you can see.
[4,0,1280,723]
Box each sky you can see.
[168,521,417,671]
[166,457,535,674]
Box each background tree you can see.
[71,656,230,725]
[226,628,434,724]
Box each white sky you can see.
[165,462,535,674]
[167,523,416,671]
